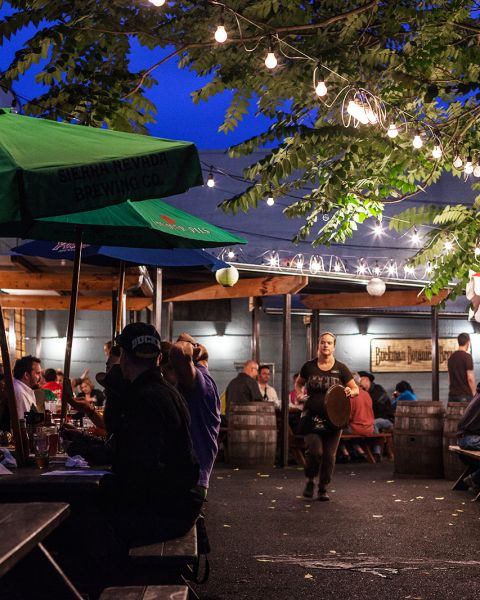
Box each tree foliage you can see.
[1,0,480,291]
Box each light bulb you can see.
[387,123,399,138]
[474,165,480,178]
[373,219,383,236]
[266,196,275,206]
[475,246,480,257]
[265,51,277,69]
[149,0,165,6]
[315,80,327,97]
[346,100,369,125]
[412,133,423,149]
[214,24,227,43]
[357,261,366,275]
[334,262,341,272]
[444,239,453,252]
[432,145,442,159]
[411,228,420,245]
[453,155,463,168]
[207,173,215,188]
[227,250,235,259]
[464,158,474,175]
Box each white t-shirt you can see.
[258,383,280,409]
[13,378,37,418]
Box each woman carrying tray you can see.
[295,332,358,501]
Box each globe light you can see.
[387,123,399,138]
[464,158,474,175]
[149,0,166,6]
[453,155,463,169]
[227,249,236,259]
[266,195,275,206]
[432,145,442,159]
[366,278,386,297]
[412,133,423,149]
[265,51,278,69]
[214,24,228,43]
[315,80,328,97]
[474,165,480,178]
[206,173,215,188]
[215,266,239,287]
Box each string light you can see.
[411,227,420,245]
[357,258,367,275]
[214,22,228,43]
[148,0,165,6]
[265,43,278,69]
[266,190,275,206]
[412,132,423,149]
[432,145,442,159]
[373,219,383,236]
[453,155,463,169]
[387,259,397,277]
[227,249,236,260]
[404,264,415,277]
[474,164,480,178]
[444,239,454,253]
[373,261,381,276]
[464,157,474,175]
[293,254,305,270]
[387,123,399,138]
[206,167,215,188]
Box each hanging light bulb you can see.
[464,157,474,175]
[432,145,442,159]
[404,264,415,276]
[444,239,453,253]
[346,99,377,125]
[473,164,480,178]
[357,258,367,275]
[149,0,166,6]
[227,249,236,260]
[309,256,320,275]
[425,261,433,275]
[412,132,423,149]
[333,261,341,272]
[453,155,463,169]
[411,227,420,245]
[206,167,215,188]
[373,261,381,276]
[294,254,305,270]
[373,219,383,236]
[214,19,228,43]
[265,47,277,69]
[266,189,275,206]
[475,245,480,258]
[387,260,396,276]
[387,123,399,138]
[315,80,327,97]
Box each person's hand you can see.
[67,396,94,415]
[344,386,352,398]
[79,368,90,380]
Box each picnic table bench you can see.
[449,445,480,501]
[100,584,188,599]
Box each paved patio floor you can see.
[197,460,479,600]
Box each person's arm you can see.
[169,341,197,391]
[67,396,105,429]
[344,378,359,398]
[467,369,476,397]
[295,375,307,404]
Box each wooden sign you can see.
[371,338,459,373]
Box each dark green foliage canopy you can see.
[2,0,480,295]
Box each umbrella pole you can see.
[0,306,26,465]
[115,261,126,338]
[61,227,83,423]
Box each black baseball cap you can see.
[358,370,375,382]
[116,322,161,358]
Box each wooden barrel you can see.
[394,401,445,478]
[228,402,277,468]
[443,402,469,480]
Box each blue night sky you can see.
[0,4,271,149]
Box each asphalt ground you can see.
[196,460,480,600]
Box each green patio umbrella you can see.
[0,108,204,464]
[0,108,203,222]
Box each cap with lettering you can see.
[116,322,161,358]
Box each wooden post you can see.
[251,297,260,364]
[60,227,82,422]
[115,261,126,338]
[167,301,174,342]
[280,293,292,468]
[111,291,117,343]
[152,268,162,333]
[431,305,439,401]
[0,306,26,465]
[35,311,44,358]
[311,309,319,358]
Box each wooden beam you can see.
[301,289,449,310]
[163,275,308,302]
[0,296,152,311]
[0,272,142,292]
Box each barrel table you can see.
[228,402,277,468]
[443,401,469,480]
[394,401,445,478]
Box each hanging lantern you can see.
[366,277,386,296]
[215,266,239,287]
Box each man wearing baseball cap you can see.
[101,322,202,547]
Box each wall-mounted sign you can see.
[371,338,459,372]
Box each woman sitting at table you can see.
[392,380,417,410]
[76,376,105,408]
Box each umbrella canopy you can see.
[12,240,230,271]
[5,198,246,248]
[0,108,203,222]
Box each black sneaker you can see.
[303,480,314,498]
[318,488,330,501]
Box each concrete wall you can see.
[24,299,479,406]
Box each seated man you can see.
[457,384,480,494]
[341,372,375,460]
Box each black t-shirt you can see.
[448,350,473,396]
[300,358,352,415]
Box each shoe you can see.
[317,488,330,501]
[303,480,314,498]
[463,475,480,494]
[373,453,382,463]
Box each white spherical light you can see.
[366,277,386,296]
[215,266,239,287]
